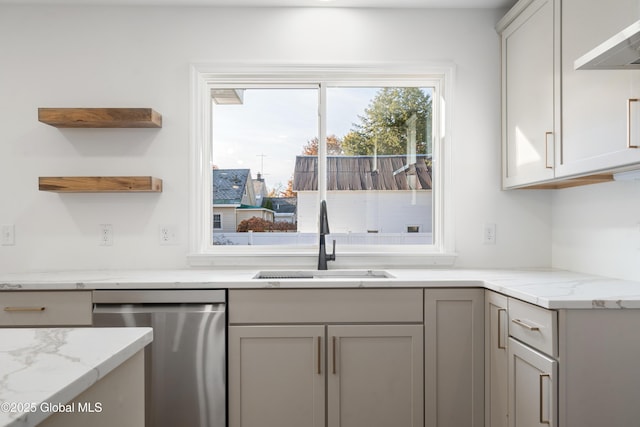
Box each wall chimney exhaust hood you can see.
[575,21,640,70]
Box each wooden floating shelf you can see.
[38,108,162,128]
[39,176,163,193]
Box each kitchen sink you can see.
[253,270,393,280]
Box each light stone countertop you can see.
[1,268,640,309]
[0,327,152,427]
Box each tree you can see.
[281,178,296,197]
[267,183,284,197]
[302,135,344,155]
[342,88,431,156]
[267,177,296,198]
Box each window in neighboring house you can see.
[213,214,222,230]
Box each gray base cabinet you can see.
[41,350,145,427]
[424,289,485,427]
[508,338,557,427]
[228,289,424,427]
[229,325,325,427]
[327,324,423,427]
[486,291,508,427]
[486,289,640,427]
[0,291,92,326]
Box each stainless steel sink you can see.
[253,270,393,279]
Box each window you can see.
[189,64,455,267]
[213,214,222,230]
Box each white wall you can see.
[0,5,552,272]
[552,181,640,281]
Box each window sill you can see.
[187,250,457,269]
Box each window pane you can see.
[210,85,434,247]
[211,87,318,245]
[320,86,434,245]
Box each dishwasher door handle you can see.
[93,303,225,315]
[92,289,226,304]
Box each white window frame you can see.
[188,62,456,268]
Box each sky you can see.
[212,87,378,191]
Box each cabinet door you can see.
[560,0,640,176]
[326,324,423,427]
[508,338,557,427]
[424,289,484,427]
[229,325,325,427]
[501,0,558,188]
[486,291,509,427]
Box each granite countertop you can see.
[0,327,152,427]
[1,268,640,309]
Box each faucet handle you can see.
[328,239,336,261]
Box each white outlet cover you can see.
[99,224,113,246]
[1,224,15,246]
[159,225,178,245]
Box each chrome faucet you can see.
[318,200,336,270]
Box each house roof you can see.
[266,197,297,214]
[293,155,432,191]
[212,169,250,204]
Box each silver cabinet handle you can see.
[545,131,554,168]
[539,373,551,424]
[4,306,46,312]
[497,308,507,349]
[628,99,639,148]
[511,318,540,331]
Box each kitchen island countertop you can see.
[0,327,152,427]
[2,268,640,309]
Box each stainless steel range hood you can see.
[575,21,640,70]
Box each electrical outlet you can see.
[483,223,496,245]
[159,225,177,245]
[1,225,15,246]
[99,224,113,246]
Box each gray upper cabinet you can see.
[559,0,640,177]
[498,0,560,189]
[499,0,640,189]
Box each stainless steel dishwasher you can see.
[93,289,226,427]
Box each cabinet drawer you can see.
[508,297,557,357]
[0,291,92,326]
[229,289,423,324]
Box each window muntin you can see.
[210,83,434,247]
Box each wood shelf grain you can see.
[39,176,163,193]
[38,108,162,128]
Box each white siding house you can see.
[212,169,274,234]
[294,155,433,234]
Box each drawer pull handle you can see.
[497,308,507,349]
[539,373,551,424]
[628,98,639,148]
[511,318,540,331]
[544,131,554,168]
[4,306,46,312]
[317,336,322,375]
[332,336,337,375]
